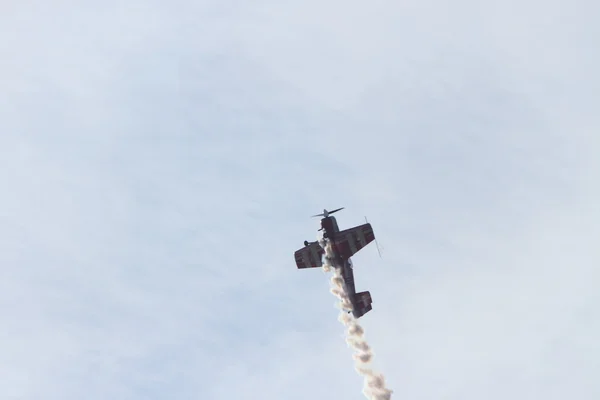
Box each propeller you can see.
[311,207,344,218]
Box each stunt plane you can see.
[294,207,376,318]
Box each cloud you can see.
[1,0,598,399]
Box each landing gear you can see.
[304,240,309,246]
[322,232,329,239]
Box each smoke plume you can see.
[319,239,393,400]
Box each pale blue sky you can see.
[1,1,599,399]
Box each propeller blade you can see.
[311,207,344,218]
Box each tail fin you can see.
[354,291,373,318]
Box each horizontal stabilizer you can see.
[354,291,373,317]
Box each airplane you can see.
[294,207,376,318]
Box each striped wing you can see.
[333,223,375,259]
[294,241,325,269]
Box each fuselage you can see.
[321,216,360,317]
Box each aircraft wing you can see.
[294,241,325,269]
[332,223,375,259]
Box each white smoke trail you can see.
[319,239,393,400]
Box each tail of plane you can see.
[354,291,373,318]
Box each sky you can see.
[1,1,599,399]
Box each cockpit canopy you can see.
[320,216,339,234]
